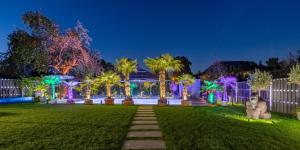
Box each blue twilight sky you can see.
[1,0,300,72]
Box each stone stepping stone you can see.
[127,131,162,138]
[135,114,156,117]
[136,112,155,114]
[134,117,157,120]
[137,109,153,112]
[122,140,166,149]
[132,120,158,124]
[130,125,160,130]
[138,106,153,109]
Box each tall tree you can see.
[174,56,192,75]
[0,30,48,77]
[101,59,115,71]
[22,11,58,38]
[115,58,137,104]
[144,54,183,104]
[47,29,90,75]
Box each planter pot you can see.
[158,98,168,106]
[181,100,190,106]
[50,99,57,104]
[84,99,93,105]
[208,103,217,107]
[67,100,75,104]
[124,98,134,106]
[105,97,115,105]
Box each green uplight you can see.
[202,80,223,104]
[42,75,61,100]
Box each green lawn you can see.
[0,104,136,150]
[154,106,300,150]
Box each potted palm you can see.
[77,76,96,105]
[42,75,62,104]
[201,80,223,105]
[115,58,137,105]
[97,71,121,105]
[219,76,237,106]
[144,54,183,106]
[288,64,300,120]
[178,74,195,106]
[33,78,48,103]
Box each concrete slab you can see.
[122,140,166,149]
[134,117,157,120]
[137,110,153,112]
[135,114,156,117]
[130,125,160,130]
[132,120,158,124]
[136,112,155,114]
[127,131,162,138]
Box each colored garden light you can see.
[219,76,237,102]
[42,75,61,100]
[130,83,137,96]
[202,80,223,104]
[63,81,80,102]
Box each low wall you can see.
[0,97,33,104]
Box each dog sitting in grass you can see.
[246,95,271,119]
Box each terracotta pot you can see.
[84,99,93,105]
[181,100,190,106]
[124,97,134,106]
[158,98,168,106]
[105,97,115,105]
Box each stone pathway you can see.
[122,106,166,150]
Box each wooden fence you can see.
[228,78,300,114]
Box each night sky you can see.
[1,0,300,72]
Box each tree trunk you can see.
[159,71,166,100]
[125,75,130,98]
[51,84,55,100]
[106,82,111,98]
[86,86,91,100]
[223,86,227,101]
[183,84,188,100]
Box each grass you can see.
[154,105,300,150]
[0,104,136,150]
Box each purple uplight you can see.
[63,81,80,102]
[219,76,237,102]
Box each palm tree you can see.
[42,75,61,101]
[178,74,195,101]
[115,58,137,105]
[201,80,223,105]
[219,76,237,105]
[77,76,95,104]
[144,54,183,105]
[97,71,121,105]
